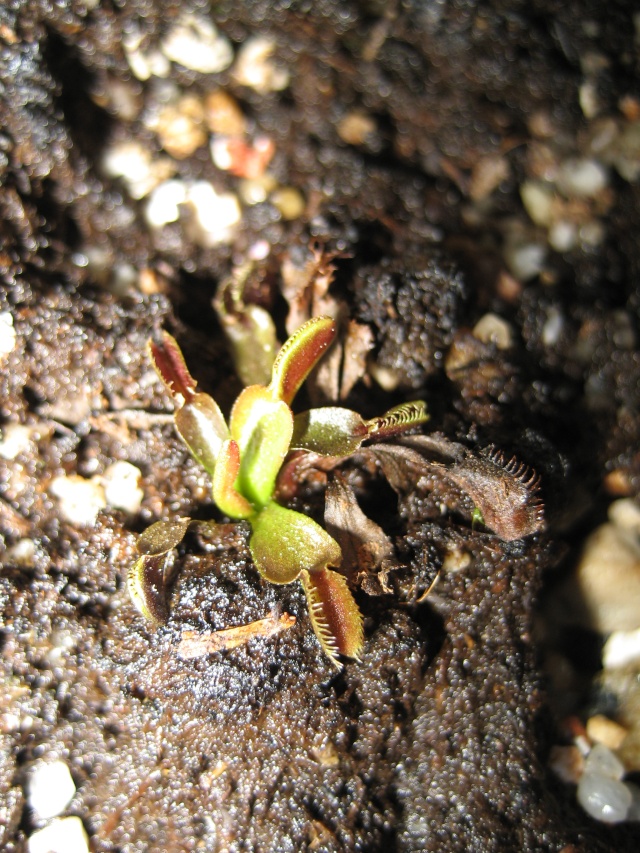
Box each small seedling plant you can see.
[129,316,428,667]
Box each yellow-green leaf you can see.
[291,407,368,456]
[268,316,336,405]
[212,439,254,519]
[175,392,229,476]
[249,501,342,585]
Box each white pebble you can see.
[603,628,640,669]
[549,219,578,252]
[28,816,88,853]
[577,772,632,823]
[184,181,241,246]
[584,743,626,779]
[161,15,233,74]
[145,179,187,228]
[233,36,289,92]
[0,311,16,360]
[5,538,37,567]
[541,306,565,347]
[472,313,513,349]
[0,423,32,459]
[520,180,555,227]
[49,475,106,526]
[608,497,640,535]
[27,760,76,821]
[505,242,547,281]
[102,461,144,514]
[123,32,170,81]
[557,157,608,198]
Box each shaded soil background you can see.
[1,1,639,851]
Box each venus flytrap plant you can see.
[129,316,428,667]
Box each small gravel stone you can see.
[28,816,88,853]
[49,475,106,527]
[584,743,626,779]
[603,628,640,669]
[145,179,187,228]
[572,519,640,632]
[4,538,37,567]
[102,461,144,514]
[586,715,629,751]
[102,141,175,199]
[154,96,207,159]
[204,90,246,136]
[504,241,547,281]
[0,311,16,360]
[161,15,233,74]
[123,32,170,81]
[27,760,76,821]
[556,157,608,198]
[520,180,555,227]
[270,186,305,220]
[577,772,632,823]
[233,36,289,92]
[0,424,32,459]
[183,181,242,246]
[472,313,513,349]
[337,111,378,147]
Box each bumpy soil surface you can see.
[1,2,639,851]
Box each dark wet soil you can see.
[1,2,639,851]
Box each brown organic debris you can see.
[177,612,296,659]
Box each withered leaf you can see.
[324,474,397,583]
[177,612,296,659]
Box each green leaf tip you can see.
[268,315,336,405]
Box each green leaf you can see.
[212,439,254,519]
[300,567,364,668]
[249,501,342,585]
[365,400,429,441]
[219,303,279,388]
[148,332,197,404]
[174,392,229,476]
[268,315,336,405]
[128,518,191,624]
[291,407,368,456]
[230,385,293,507]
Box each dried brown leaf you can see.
[177,612,296,659]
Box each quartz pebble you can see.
[586,715,628,751]
[102,461,144,514]
[161,15,233,74]
[571,503,640,632]
[28,816,88,853]
[145,179,187,228]
[576,743,636,824]
[603,627,640,669]
[233,36,289,92]
[556,157,608,198]
[27,760,76,821]
[0,423,32,459]
[183,182,242,246]
[472,313,513,349]
[49,475,106,527]
[0,311,16,359]
[102,141,174,199]
[577,771,632,823]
